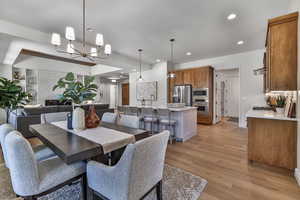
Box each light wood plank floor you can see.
[165,119,300,200]
[1,120,299,200]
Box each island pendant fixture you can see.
[137,49,143,82]
[50,0,111,61]
[168,38,176,79]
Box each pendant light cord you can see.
[83,0,86,49]
[170,38,175,67]
[138,49,143,78]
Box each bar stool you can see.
[141,107,158,134]
[126,106,139,116]
[117,106,126,114]
[157,108,176,144]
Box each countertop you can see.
[246,109,297,121]
[124,105,197,112]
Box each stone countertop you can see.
[125,105,197,112]
[246,109,297,121]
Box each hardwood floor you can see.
[1,120,299,200]
[165,119,300,200]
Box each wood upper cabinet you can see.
[265,12,298,91]
[183,69,194,85]
[193,67,209,88]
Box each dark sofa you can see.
[9,104,114,138]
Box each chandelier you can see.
[50,0,111,62]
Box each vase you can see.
[85,105,100,128]
[72,107,85,131]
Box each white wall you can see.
[289,0,300,182]
[129,62,168,106]
[175,49,266,128]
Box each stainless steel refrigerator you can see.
[172,84,193,106]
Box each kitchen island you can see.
[125,106,197,142]
[246,109,297,170]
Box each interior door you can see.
[215,77,222,123]
[122,83,129,105]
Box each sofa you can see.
[9,104,114,138]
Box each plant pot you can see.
[85,105,100,128]
[72,107,85,131]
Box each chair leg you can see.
[81,175,87,200]
[156,180,163,200]
[87,186,94,200]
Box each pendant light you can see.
[168,38,176,79]
[137,49,143,81]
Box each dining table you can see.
[29,121,150,165]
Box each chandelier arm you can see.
[86,56,95,62]
[70,46,83,55]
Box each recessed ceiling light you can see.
[227,13,237,20]
[186,52,192,56]
[237,40,244,45]
[156,59,161,63]
[111,79,117,83]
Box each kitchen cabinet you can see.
[168,66,214,124]
[265,12,298,92]
[248,117,297,170]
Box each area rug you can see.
[0,164,207,200]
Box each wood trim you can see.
[20,49,97,66]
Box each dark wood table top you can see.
[29,122,149,164]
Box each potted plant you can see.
[0,77,31,123]
[52,72,98,130]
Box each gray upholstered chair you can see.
[5,131,87,200]
[101,112,117,124]
[0,124,55,168]
[87,130,170,200]
[118,114,140,129]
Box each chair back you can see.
[0,124,14,168]
[156,108,171,118]
[101,112,117,124]
[119,114,140,129]
[125,107,139,116]
[5,131,40,196]
[117,106,126,114]
[118,130,170,200]
[140,107,156,118]
[41,112,68,124]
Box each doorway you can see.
[122,83,129,105]
[215,69,240,123]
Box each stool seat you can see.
[159,119,176,125]
[143,116,158,122]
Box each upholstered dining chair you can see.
[101,112,117,124]
[5,131,87,200]
[0,124,55,168]
[118,114,140,129]
[87,130,170,200]
[41,112,69,124]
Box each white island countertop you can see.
[126,105,197,112]
[246,109,297,121]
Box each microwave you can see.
[193,88,209,97]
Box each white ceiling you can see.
[0,0,291,64]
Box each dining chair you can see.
[141,107,158,133]
[125,106,139,116]
[101,112,117,124]
[157,108,177,144]
[5,131,87,200]
[87,130,170,200]
[118,114,140,129]
[0,124,56,168]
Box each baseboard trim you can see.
[295,168,300,186]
